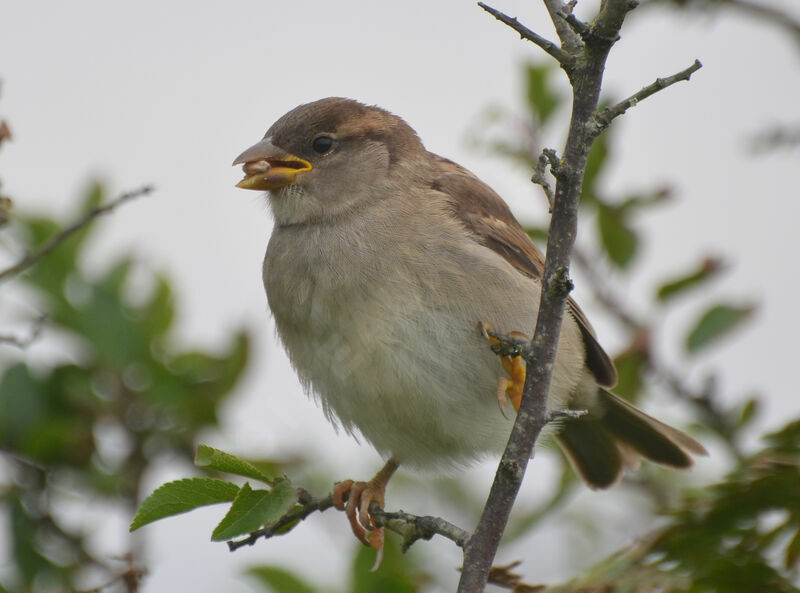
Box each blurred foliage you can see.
[547,421,800,593]
[0,183,249,591]
[247,537,430,593]
[2,1,800,591]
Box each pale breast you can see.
[262,201,587,468]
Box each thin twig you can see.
[0,313,47,348]
[531,154,555,211]
[0,185,154,283]
[228,489,334,551]
[478,2,573,67]
[543,0,582,53]
[530,149,561,211]
[558,11,591,40]
[227,488,472,554]
[594,60,702,133]
[371,504,471,551]
[572,247,641,329]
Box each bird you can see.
[232,96,706,554]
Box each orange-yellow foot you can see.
[479,322,528,413]
[332,459,399,570]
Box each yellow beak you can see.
[232,138,312,190]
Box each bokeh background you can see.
[1,1,799,591]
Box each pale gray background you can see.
[1,1,798,591]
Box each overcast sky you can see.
[1,1,799,591]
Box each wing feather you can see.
[429,156,617,387]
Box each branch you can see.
[478,3,573,67]
[0,184,154,283]
[371,504,471,551]
[227,489,334,551]
[227,488,471,554]
[594,59,702,133]
[530,149,561,211]
[459,1,644,591]
[542,0,582,53]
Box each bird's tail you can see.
[554,388,707,489]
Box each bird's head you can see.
[233,97,424,225]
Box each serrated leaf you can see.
[525,62,560,127]
[685,303,755,354]
[130,478,239,531]
[246,565,317,593]
[211,479,296,541]
[597,202,638,268]
[195,444,273,484]
[657,257,725,302]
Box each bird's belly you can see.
[270,272,514,469]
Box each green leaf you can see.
[582,130,609,203]
[736,397,760,429]
[597,201,638,268]
[139,274,174,337]
[525,62,561,127]
[657,257,725,302]
[246,566,318,593]
[80,180,104,212]
[351,536,426,593]
[130,478,239,531]
[685,303,755,354]
[524,225,548,244]
[785,527,800,570]
[195,444,273,484]
[211,479,296,541]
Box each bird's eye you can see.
[311,135,334,154]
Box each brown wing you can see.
[429,157,618,387]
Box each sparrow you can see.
[233,97,706,552]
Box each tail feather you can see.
[555,419,626,489]
[555,388,707,489]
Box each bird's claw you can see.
[480,321,528,413]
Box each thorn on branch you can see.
[478,2,573,67]
[593,59,703,134]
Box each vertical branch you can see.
[459,2,638,591]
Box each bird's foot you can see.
[332,459,399,571]
[479,322,528,413]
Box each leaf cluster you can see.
[0,185,248,591]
